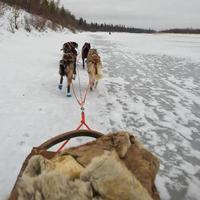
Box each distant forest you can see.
[0,0,155,33]
[0,0,199,34]
[159,28,200,34]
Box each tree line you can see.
[0,0,155,33]
[78,18,155,33]
[159,28,200,34]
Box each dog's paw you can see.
[66,92,72,97]
[58,84,62,90]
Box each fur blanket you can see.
[16,132,160,200]
[62,132,160,200]
[17,155,90,200]
[18,172,92,200]
[23,155,84,179]
[81,151,153,200]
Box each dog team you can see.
[58,41,103,97]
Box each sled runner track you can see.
[9,129,103,200]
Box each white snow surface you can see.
[1,13,200,200]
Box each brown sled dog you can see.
[58,42,78,97]
[59,52,76,97]
[86,49,103,90]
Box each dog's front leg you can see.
[58,76,63,90]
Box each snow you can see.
[1,10,200,200]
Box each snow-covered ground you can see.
[0,20,200,199]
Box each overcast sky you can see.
[61,0,200,30]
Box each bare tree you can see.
[13,6,20,29]
[31,16,46,31]
[0,2,6,16]
[8,15,15,33]
[8,6,20,33]
[24,15,31,32]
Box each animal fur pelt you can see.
[17,155,90,200]
[61,132,160,200]
[110,131,131,158]
[81,151,153,200]
[23,155,52,177]
[124,136,160,200]
[17,172,92,200]
[61,132,132,166]
[23,154,84,180]
[15,132,160,200]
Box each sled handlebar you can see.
[38,129,103,150]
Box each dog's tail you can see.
[96,74,103,80]
[95,64,103,80]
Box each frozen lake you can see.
[93,32,200,200]
[0,30,200,200]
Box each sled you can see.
[8,129,103,200]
